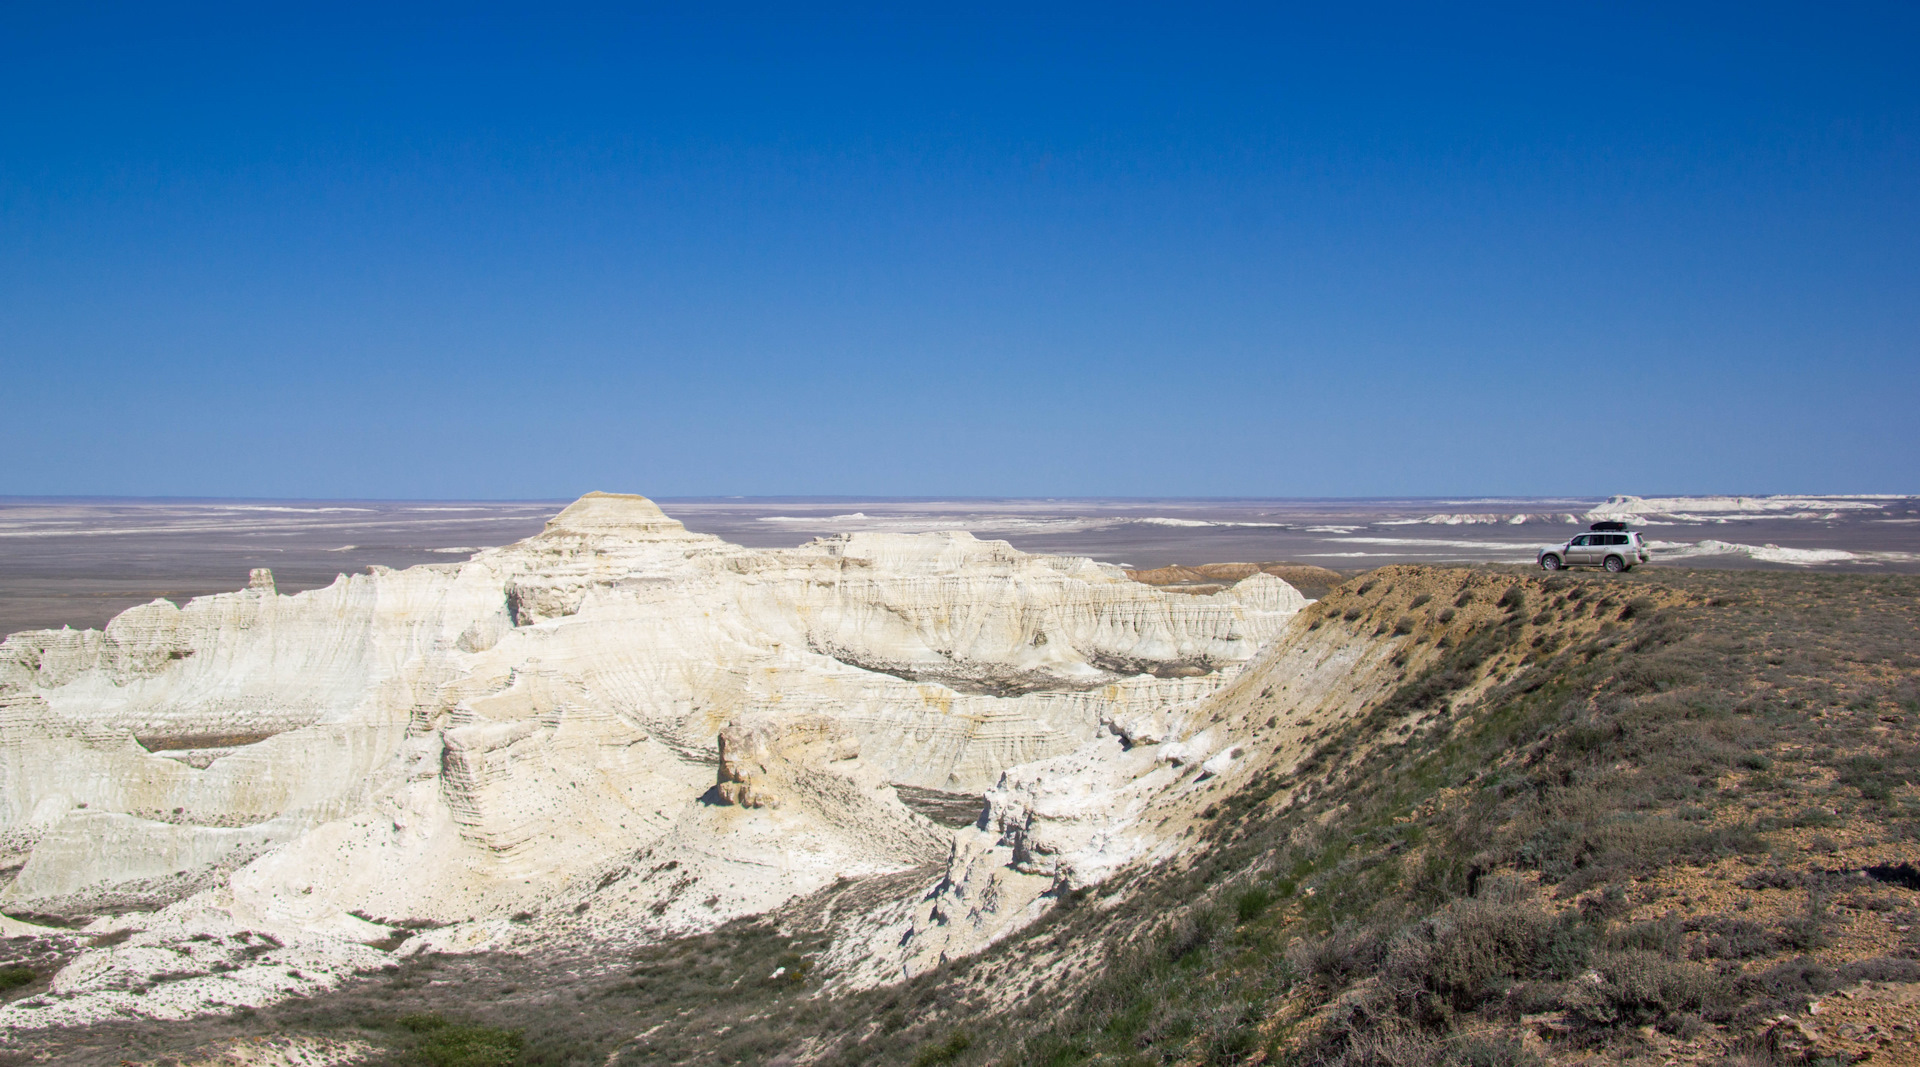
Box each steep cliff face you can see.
[818,566,1617,989]
[0,492,1303,1030]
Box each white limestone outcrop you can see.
[0,492,1304,1027]
[823,567,1503,989]
[1587,493,1893,522]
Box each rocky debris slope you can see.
[0,492,1302,1030]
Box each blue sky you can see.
[3,3,1915,498]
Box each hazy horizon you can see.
[6,491,1917,636]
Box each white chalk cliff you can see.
[0,493,1304,1026]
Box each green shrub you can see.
[1532,915,1597,981]
[1608,912,1684,956]
[1777,897,1831,952]
[1233,887,1273,922]
[1404,897,1592,1012]
[1577,884,1630,921]
[1838,752,1911,802]
[1838,957,1920,984]
[1568,951,1730,1028]
[1614,656,1698,695]
[1165,906,1221,962]
[1443,1033,1544,1067]
[911,1030,972,1067]
[398,1014,523,1067]
[0,967,35,992]
[1618,597,1654,621]
[1691,918,1778,960]
[1557,719,1619,756]
[1285,922,1389,991]
[1408,849,1471,904]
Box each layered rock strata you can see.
[0,492,1302,1027]
[818,567,1581,988]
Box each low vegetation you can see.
[993,568,1920,1066]
[394,1014,523,1067]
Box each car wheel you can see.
[1540,555,1562,571]
[1604,555,1625,573]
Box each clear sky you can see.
[3,3,1916,499]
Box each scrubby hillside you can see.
[6,565,1918,1067]
[970,568,1920,1067]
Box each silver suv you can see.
[1539,524,1650,573]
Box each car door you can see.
[1566,534,1594,565]
[1599,533,1627,564]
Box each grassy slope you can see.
[955,567,1920,1067]
[11,567,1920,1067]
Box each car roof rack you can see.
[1589,520,1629,532]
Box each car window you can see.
[1571,535,1590,546]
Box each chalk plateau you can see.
[1587,493,1898,523]
[0,492,1305,1027]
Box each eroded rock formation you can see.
[0,492,1303,1027]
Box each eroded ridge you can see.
[0,492,1304,1030]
